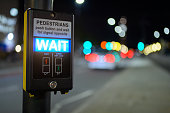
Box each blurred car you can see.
[85,51,118,70]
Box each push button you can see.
[49,81,57,89]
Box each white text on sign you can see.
[33,38,71,53]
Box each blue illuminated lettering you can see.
[33,38,71,53]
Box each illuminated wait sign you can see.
[33,38,71,52]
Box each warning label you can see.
[33,18,71,39]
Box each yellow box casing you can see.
[23,10,28,91]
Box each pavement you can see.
[71,57,170,113]
[150,54,170,72]
[0,60,22,78]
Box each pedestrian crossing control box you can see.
[23,9,73,94]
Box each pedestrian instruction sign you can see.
[33,18,71,38]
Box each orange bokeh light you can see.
[101,41,107,49]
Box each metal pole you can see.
[23,91,51,113]
[24,0,54,11]
[23,0,53,113]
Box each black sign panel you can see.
[33,52,71,79]
[24,9,73,93]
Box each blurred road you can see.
[50,55,121,113]
[71,56,170,113]
[0,55,121,113]
[0,55,170,113]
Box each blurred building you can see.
[0,0,22,60]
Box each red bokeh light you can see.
[104,54,115,63]
[85,53,99,62]
[127,50,134,59]
[120,52,127,58]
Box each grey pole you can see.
[23,0,54,113]
[24,0,54,11]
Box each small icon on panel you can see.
[55,58,62,75]
[42,57,50,75]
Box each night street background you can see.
[0,0,170,113]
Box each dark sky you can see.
[0,0,169,49]
[54,0,170,48]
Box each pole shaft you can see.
[23,91,51,113]
[25,0,54,11]
[23,0,53,113]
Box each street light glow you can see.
[15,45,21,53]
[137,42,144,51]
[119,24,127,32]
[76,0,84,4]
[120,17,127,25]
[156,42,161,51]
[83,41,92,49]
[7,33,14,40]
[115,26,122,34]
[10,8,18,17]
[83,48,91,55]
[119,31,126,37]
[164,27,169,35]
[154,31,160,38]
[121,44,128,54]
[107,18,115,25]
[106,42,113,50]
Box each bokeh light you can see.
[119,17,127,25]
[164,27,169,35]
[75,0,84,4]
[85,53,99,62]
[119,31,126,37]
[127,50,134,59]
[83,48,91,55]
[107,18,115,25]
[15,45,21,53]
[137,42,144,51]
[143,42,162,55]
[120,44,128,54]
[104,54,115,63]
[154,31,160,38]
[7,33,14,40]
[115,42,121,51]
[111,42,121,51]
[119,24,127,32]
[83,41,92,49]
[152,44,157,52]
[106,42,113,51]
[115,26,122,33]
[101,41,107,49]
[111,41,117,50]
[120,52,127,58]
[155,42,161,51]
[112,51,121,62]
[10,8,18,16]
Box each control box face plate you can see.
[24,9,73,92]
